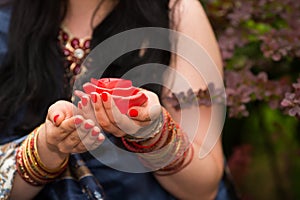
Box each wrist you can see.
[38,124,69,169]
[16,125,69,186]
[121,109,193,174]
[124,108,165,143]
[122,108,169,152]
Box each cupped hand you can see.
[42,100,105,155]
[75,89,162,138]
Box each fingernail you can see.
[101,92,108,102]
[74,118,83,125]
[129,109,138,117]
[81,96,88,106]
[97,133,104,142]
[54,115,59,123]
[78,102,83,109]
[84,122,93,129]
[91,93,98,103]
[91,129,99,136]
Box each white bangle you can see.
[124,111,164,142]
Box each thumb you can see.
[47,100,75,126]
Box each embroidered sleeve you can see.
[0,139,22,200]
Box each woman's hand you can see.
[75,89,162,138]
[10,100,105,200]
[36,100,104,169]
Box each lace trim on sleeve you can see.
[0,139,22,199]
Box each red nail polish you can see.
[74,118,83,125]
[78,102,83,109]
[84,123,93,129]
[101,92,108,102]
[129,109,138,117]
[54,115,59,123]
[82,96,88,106]
[91,93,97,103]
[97,134,104,142]
[91,129,99,136]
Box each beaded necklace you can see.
[58,27,91,76]
[58,27,92,97]
[58,27,91,98]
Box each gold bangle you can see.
[16,142,41,186]
[16,126,69,186]
[33,125,69,174]
[22,142,48,185]
[26,133,59,179]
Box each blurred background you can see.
[200,0,300,199]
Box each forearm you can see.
[154,141,224,200]
[10,124,68,200]
[10,174,43,200]
[123,105,224,199]
[152,105,224,199]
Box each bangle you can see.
[138,121,181,169]
[122,109,169,153]
[124,109,165,142]
[33,126,69,173]
[155,145,194,176]
[16,125,69,186]
[121,109,170,153]
[16,144,42,186]
[145,118,193,173]
[121,108,193,173]
[125,116,168,151]
[121,128,166,153]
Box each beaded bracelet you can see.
[16,125,69,186]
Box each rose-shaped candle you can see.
[83,78,148,114]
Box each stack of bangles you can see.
[16,125,69,186]
[122,108,194,176]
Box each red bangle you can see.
[130,129,164,149]
[129,116,169,150]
